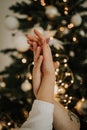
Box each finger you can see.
[27,39,33,45]
[43,42,53,62]
[34,29,46,45]
[37,55,43,68]
[33,42,37,56]
[29,45,33,51]
[34,46,41,63]
[27,35,39,43]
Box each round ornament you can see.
[71,13,82,27]
[21,79,32,92]
[63,28,69,35]
[29,24,44,35]
[5,16,19,30]
[75,99,87,116]
[46,5,60,19]
[79,30,85,37]
[14,32,29,52]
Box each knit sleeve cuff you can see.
[31,100,54,114]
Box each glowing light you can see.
[64,63,68,67]
[59,27,65,32]
[68,100,71,103]
[64,7,69,11]
[27,17,32,21]
[64,84,69,88]
[40,0,46,6]
[63,0,67,2]
[68,23,74,29]
[7,122,11,126]
[65,106,68,109]
[69,96,73,100]
[55,71,58,75]
[63,59,67,63]
[64,11,68,15]
[56,68,59,72]
[0,81,6,88]
[22,58,27,63]
[71,80,74,84]
[73,36,77,42]
[26,73,32,80]
[61,83,64,86]
[65,94,68,97]
[55,53,59,57]
[59,80,62,83]
[81,97,85,102]
[64,99,67,102]
[65,72,71,76]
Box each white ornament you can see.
[71,13,82,27]
[21,79,32,92]
[46,5,60,18]
[14,31,29,52]
[49,38,64,50]
[63,28,69,35]
[43,30,56,38]
[69,51,75,57]
[75,99,87,115]
[62,20,67,25]
[79,30,85,37]
[5,16,19,30]
[29,24,44,35]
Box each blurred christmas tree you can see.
[0,0,87,129]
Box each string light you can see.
[64,84,69,88]
[55,53,59,57]
[59,26,65,32]
[64,11,68,15]
[27,17,32,21]
[68,23,74,29]
[63,0,67,2]
[40,0,46,6]
[22,58,27,63]
[63,58,67,63]
[81,97,85,102]
[0,81,6,88]
[72,36,77,42]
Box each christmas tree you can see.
[0,0,87,129]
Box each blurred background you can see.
[0,0,87,130]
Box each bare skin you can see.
[27,29,80,130]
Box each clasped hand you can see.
[27,29,55,103]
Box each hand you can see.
[27,29,55,102]
[32,42,43,97]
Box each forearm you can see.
[53,100,80,130]
[37,75,54,103]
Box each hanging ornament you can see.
[29,24,44,35]
[21,79,32,92]
[45,5,60,19]
[71,13,82,27]
[79,30,85,37]
[49,38,64,50]
[69,50,75,57]
[43,30,57,38]
[5,16,19,30]
[63,28,69,35]
[75,98,87,116]
[14,31,29,52]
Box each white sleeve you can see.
[20,100,54,130]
